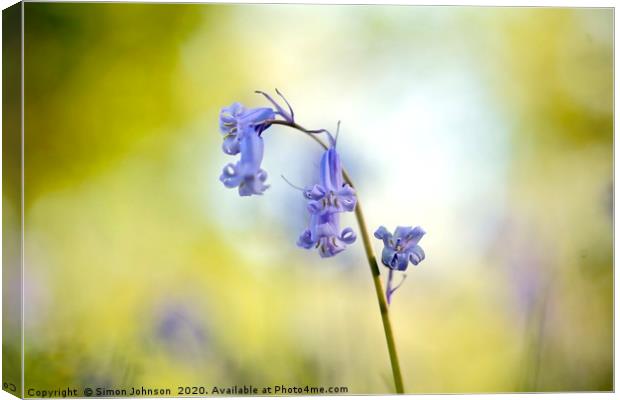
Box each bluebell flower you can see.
[219,102,275,155]
[219,128,270,196]
[297,212,357,258]
[219,102,275,196]
[303,145,357,215]
[374,226,426,304]
[374,226,426,271]
[296,136,357,257]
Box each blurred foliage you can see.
[24,4,205,202]
[15,4,612,394]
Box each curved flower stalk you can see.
[217,90,428,393]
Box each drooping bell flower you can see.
[374,226,426,304]
[218,102,275,196]
[374,226,426,271]
[219,102,275,155]
[302,146,357,215]
[297,212,356,258]
[296,135,357,257]
[219,127,270,196]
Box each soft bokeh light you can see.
[12,4,612,393]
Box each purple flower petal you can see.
[375,225,426,271]
[295,143,357,257]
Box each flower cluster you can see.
[218,90,426,304]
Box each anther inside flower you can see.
[304,184,356,215]
[296,135,357,257]
[218,102,276,196]
[220,124,270,196]
[374,226,426,304]
[374,226,426,271]
[219,102,275,155]
[297,212,356,258]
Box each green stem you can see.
[270,120,405,394]
[348,188,405,394]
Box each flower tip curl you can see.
[255,89,294,123]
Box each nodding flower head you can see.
[218,91,298,197]
[374,225,426,304]
[220,127,269,196]
[303,144,357,215]
[297,212,356,258]
[218,99,276,196]
[374,226,426,271]
[219,102,275,155]
[296,136,357,257]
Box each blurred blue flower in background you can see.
[154,303,210,361]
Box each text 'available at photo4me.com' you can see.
[22,384,350,397]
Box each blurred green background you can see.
[15,4,612,394]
